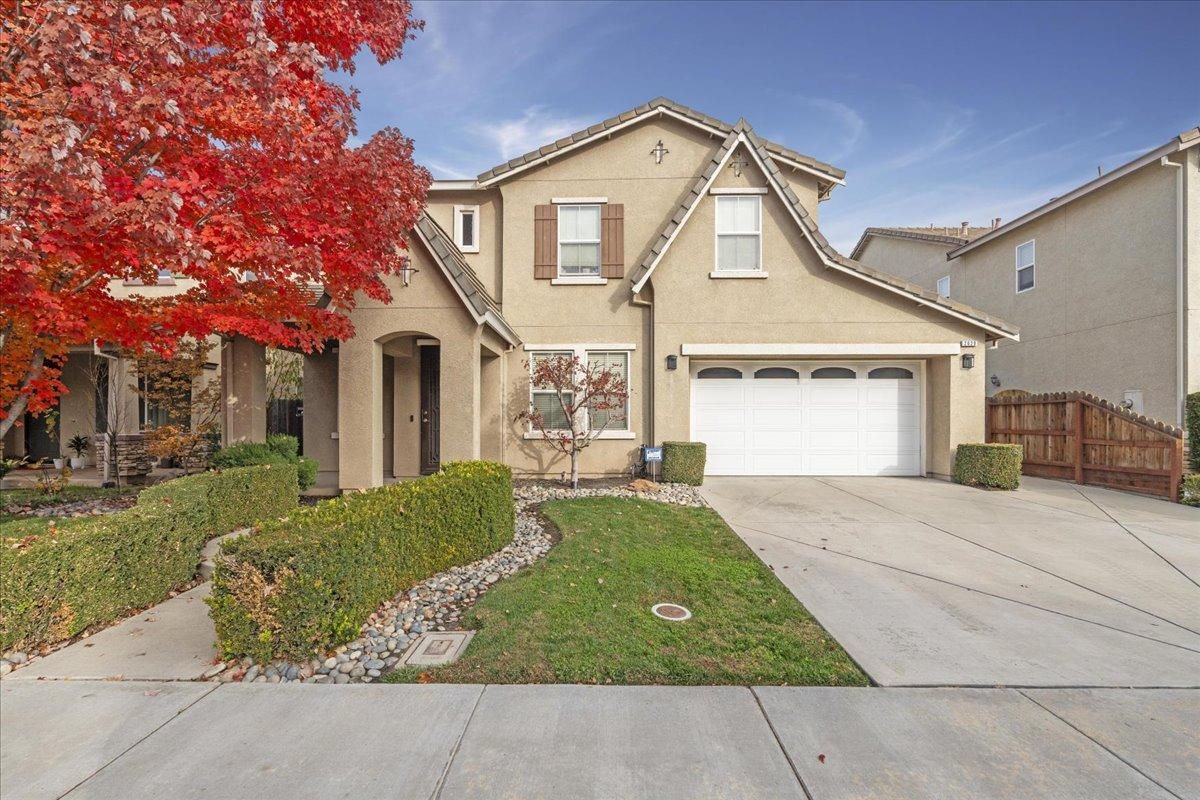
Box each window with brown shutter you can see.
[534,205,556,279]
[601,204,624,278]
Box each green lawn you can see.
[388,497,867,686]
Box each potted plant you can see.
[68,434,90,469]
[52,454,65,469]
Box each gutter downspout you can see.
[1161,155,1185,426]
[631,286,654,447]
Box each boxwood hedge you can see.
[1186,391,1199,471]
[208,460,514,663]
[0,464,298,652]
[952,443,1024,490]
[210,434,317,491]
[1182,474,1200,507]
[662,441,706,486]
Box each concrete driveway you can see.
[701,476,1200,687]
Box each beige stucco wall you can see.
[857,235,954,294]
[1183,146,1199,398]
[424,189,503,302]
[952,157,1189,423]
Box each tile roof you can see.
[413,213,502,319]
[631,121,1018,339]
[848,226,993,260]
[476,97,846,190]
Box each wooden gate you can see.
[986,392,1185,501]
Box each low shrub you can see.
[211,434,317,491]
[953,443,1023,490]
[1182,474,1200,507]
[1186,392,1199,471]
[208,461,514,663]
[662,441,706,486]
[0,465,298,652]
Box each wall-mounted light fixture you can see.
[665,355,678,371]
[960,353,975,370]
[990,374,1001,387]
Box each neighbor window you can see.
[715,195,761,271]
[936,275,950,298]
[557,204,601,277]
[1015,240,1035,293]
[586,351,628,431]
[529,351,574,430]
[454,205,479,253]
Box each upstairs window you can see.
[454,205,480,253]
[557,204,601,277]
[936,275,950,298]
[1016,240,1035,293]
[715,195,761,271]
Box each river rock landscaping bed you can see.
[2,495,138,519]
[207,480,706,684]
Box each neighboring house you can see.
[854,127,1200,425]
[210,97,1015,491]
[0,273,224,465]
[850,223,998,299]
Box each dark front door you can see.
[25,410,60,462]
[419,345,440,474]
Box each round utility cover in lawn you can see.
[651,603,692,621]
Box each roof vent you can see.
[992,217,1002,230]
[958,221,970,237]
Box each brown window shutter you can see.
[601,204,624,278]
[534,205,556,279]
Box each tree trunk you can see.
[570,448,579,489]
[0,349,47,440]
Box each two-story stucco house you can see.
[853,127,1199,424]
[218,97,1010,492]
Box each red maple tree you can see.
[0,0,429,438]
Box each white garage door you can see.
[690,362,921,476]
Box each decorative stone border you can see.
[209,481,706,684]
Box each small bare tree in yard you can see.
[135,341,222,474]
[518,353,629,489]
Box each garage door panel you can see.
[809,384,860,404]
[809,408,859,429]
[751,407,802,428]
[864,428,919,449]
[693,366,921,477]
[752,430,802,448]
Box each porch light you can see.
[666,355,678,371]
[961,354,975,370]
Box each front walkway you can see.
[701,475,1200,687]
[2,681,1193,799]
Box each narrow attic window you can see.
[936,275,950,298]
[1015,240,1035,293]
[454,205,480,253]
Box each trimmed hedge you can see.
[953,443,1023,490]
[208,460,514,662]
[0,465,298,652]
[662,441,706,486]
[1187,392,1199,471]
[1182,474,1200,507]
[211,434,317,491]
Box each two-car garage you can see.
[690,362,922,476]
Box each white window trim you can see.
[709,187,768,195]
[557,204,602,279]
[1015,239,1035,294]
[552,196,608,204]
[936,275,950,298]
[551,276,608,286]
[524,345,635,439]
[714,194,763,273]
[453,205,480,253]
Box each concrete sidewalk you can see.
[2,682,1194,800]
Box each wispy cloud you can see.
[475,106,591,161]
[883,108,975,169]
[797,97,866,161]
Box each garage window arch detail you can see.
[868,367,914,379]
[697,367,743,379]
[811,366,857,379]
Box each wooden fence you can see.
[986,392,1185,501]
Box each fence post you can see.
[1073,398,1085,485]
[984,399,993,443]
[1170,435,1184,503]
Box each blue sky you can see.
[342,0,1199,251]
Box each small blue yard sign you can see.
[644,446,663,463]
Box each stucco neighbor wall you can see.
[1184,146,1200,398]
[857,235,954,295]
[953,157,1186,423]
